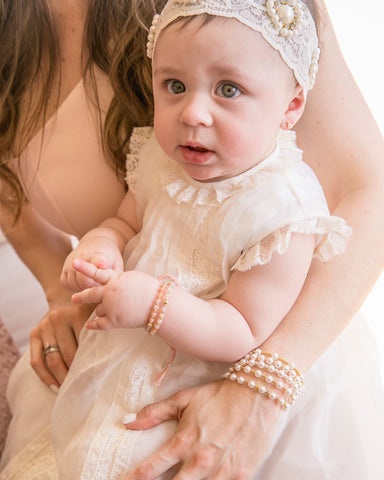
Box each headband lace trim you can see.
[147,0,320,95]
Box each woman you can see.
[1,0,383,477]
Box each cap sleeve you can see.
[224,154,352,272]
[232,216,352,271]
[125,127,153,194]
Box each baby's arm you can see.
[73,232,315,362]
[61,190,139,292]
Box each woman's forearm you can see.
[1,203,73,301]
[273,0,384,371]
[260,183,384,372]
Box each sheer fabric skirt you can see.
[1,312,383,480]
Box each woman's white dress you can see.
[1,128,383,480]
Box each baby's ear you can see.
[280,85,306,130]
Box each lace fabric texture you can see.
[4,313,384,479]
[50,325,176,479]
[124,127,350,298]
[0,428,57,480]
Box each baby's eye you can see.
[217,83,240,98]
[165,80,186,95]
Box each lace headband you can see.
[147,0,320,96]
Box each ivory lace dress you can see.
[2,128,383,480]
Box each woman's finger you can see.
[124,381,282,480]
[30,301,93,386]
[124,442,180,480]
[30,320,68,387]
[124,389,193,430]
[30,330,62,390]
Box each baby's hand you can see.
[72,270,159,332]
[71,259,118,285]
[61,237,123,292]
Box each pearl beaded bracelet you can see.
[223,349,304,410]
[146,275,177,335]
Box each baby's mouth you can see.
[184,145,210,153]
[180,144,214,165]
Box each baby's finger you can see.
[86,315,111,330]
[94,304,106,318]
[90,255,110,269]
[72,286,104,305]
[72,259,116,285]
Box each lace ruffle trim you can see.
[125,127,153,193]
[162,130,300,206]
[124,128,300,206]
[232,216,352,271]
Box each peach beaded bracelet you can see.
[223,349,304,410]
[146,275,178,335]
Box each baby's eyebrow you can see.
[207,63,255,81]
[152,66,180,77]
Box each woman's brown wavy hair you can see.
[0,0,166,220]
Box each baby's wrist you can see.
[145,275,178,335]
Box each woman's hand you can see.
[29,286,94,388]
[124,380,281,480]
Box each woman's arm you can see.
[0,204,72,295]
[121,2,384,478]
[286,0,384,370]
[0,203,93,387]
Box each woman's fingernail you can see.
[49,384,60,394]
[122,413,137,424]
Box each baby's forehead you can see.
[159,15,294,76]
[163,15,276,55]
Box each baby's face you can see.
[152,16,299,182]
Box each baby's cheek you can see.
[222,126,251,158]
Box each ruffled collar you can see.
[159,129,301,206]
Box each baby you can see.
[56,1,350,478]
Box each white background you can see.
[326,0,384,377]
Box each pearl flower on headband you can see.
[266,0,304,37]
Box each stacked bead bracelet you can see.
[146,275,177,335]
[223,349,304,410]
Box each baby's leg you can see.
[53,328,176,479]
